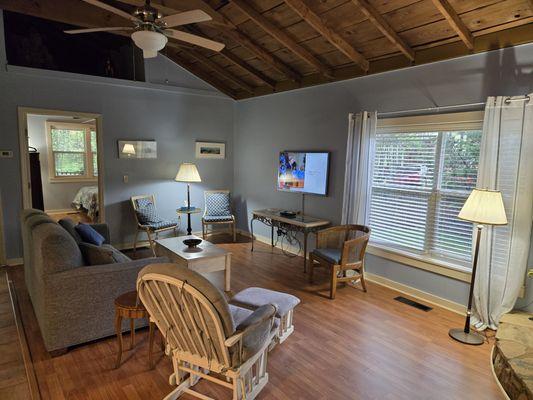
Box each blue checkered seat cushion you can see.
[136,198,177,229]
[204,192,232,220]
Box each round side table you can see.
[114,290,157,369]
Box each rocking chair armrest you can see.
[224,304,277,348]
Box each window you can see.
[369,112,483,268]
[46,122,98,181]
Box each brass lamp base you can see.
[448,328,484,345]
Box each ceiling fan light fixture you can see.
[131,30,167,58]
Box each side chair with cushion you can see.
[309,225,371,299]
[202,190,236,242]
[137,263,278,400]
[131,194,179,256]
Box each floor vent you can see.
[394,296,433,312]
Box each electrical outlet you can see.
[123,175,129,183]
[0,150,13,158]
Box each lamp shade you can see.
[175,163,201,182]
[131,30,168,59]
[122,143,136,155]
[458,188,507,225]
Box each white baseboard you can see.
[365,272,465,315]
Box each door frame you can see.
[17,107,105,222]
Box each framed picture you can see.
[195,141,225,159]
[118,140,157,159]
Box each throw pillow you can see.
[75,223,106,246]
[205,192,231,216]
[79,243,132,265]
[136,203,163,224]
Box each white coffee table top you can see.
[155,235,230,261]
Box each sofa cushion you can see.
[75,223,105,246]
[79,243,131,265]
[58,218,83,244]
[35,223,84,273]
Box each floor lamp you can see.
[449,188,507,345]
[175,163,201,235]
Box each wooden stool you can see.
[114,290,157,369]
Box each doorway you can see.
[18,108,105,223]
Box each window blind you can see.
[369,114,482,267]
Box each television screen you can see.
[277,151,329,195]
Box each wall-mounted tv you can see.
[277,151,330,196]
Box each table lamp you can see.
[175,163,201,209]
[449,188,507,345]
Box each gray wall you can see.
[27,114,92,212]
[0,10,234,259]
[233,43,533,308]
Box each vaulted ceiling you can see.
[1,0,532,99]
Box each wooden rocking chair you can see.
[137,263,278,400]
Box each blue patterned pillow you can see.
[136,202,163,224]
[205,192,231,216]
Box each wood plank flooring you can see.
[6,237,503,399]
[0,273,33,399]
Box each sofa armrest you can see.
[90,223,110,244]
[40,256,168,350]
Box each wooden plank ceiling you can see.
[1,0,532,99]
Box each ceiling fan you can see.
[64,0,225,58]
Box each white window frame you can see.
[366,111,484,281]
[46,121,98,183]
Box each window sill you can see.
[366,243,472,283]
[49,177,98,184]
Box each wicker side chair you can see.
[131,195,179,256]
[309,225,371,299]
[137,263,278,400]
[202,190,236,242]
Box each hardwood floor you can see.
[47,211,91,224]
[7,237,503,399]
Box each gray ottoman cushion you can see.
[229,304,254,327]
[230,287,300,317]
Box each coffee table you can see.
[154,235,231,292]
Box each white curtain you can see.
[472,94,533,330]
[341,111,377,225]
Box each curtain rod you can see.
[377,95,530,118]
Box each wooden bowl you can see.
[183,238,202,248]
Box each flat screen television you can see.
[277,151,329,195]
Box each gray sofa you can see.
[20,209,168,353]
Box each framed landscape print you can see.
[195,141,225,159]
[118,140,157,159]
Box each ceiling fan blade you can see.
[81,0,139,22]
[64,27,133,34]
[157,10,212,28]
[165,30,225,52]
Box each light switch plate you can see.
[0,150,13,158]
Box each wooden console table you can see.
[250,209,329,272]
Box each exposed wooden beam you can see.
[350,0,414,61]
[230,0,333,79]
[186,25,277,89]
[283,0,369,72]
[181,48,255,94]
[117,0,301,82]
[167,51,237,98]
[429,0,474,50]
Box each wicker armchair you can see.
[309,225,371,299]
[137,263,277,400]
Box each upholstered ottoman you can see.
[230,287,300,343]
